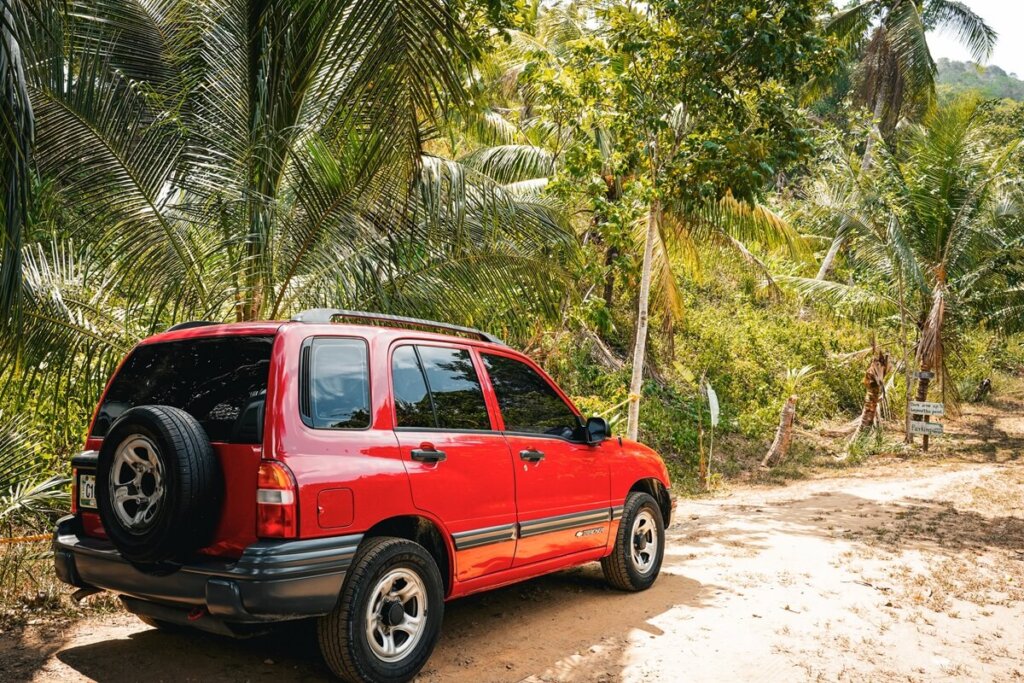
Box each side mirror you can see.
[586,416,611,444]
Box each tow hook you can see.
[188,606,208,622]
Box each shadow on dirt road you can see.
[46,559,709,683]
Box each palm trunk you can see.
[849,348,891,444]
[761,395,797,467]
[602,245,618,308]
[914,362,932,451]
[626,198,661,441]
[815,234,844,281]
[0,6,33,316]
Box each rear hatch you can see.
[76,333,275,558]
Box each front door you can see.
[390,342,517,581]
[478,351,613,567]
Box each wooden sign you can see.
[909,421,944,436]
[909,401,944,416]
[913,371,935,380]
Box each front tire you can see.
[601,492,665,591]
[317,537,444,683]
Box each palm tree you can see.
[0,0,574,402]
[827,0,996,135]
[783,97,1024,442]
[813,0,997,281]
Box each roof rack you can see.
[290,309,505,345]
[166,320,218,332]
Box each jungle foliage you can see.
[1,0,1023,509]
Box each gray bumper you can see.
[53,515,362,624]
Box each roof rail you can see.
[166,320,218,332]
[290,309,505,345]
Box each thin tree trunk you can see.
[626,198,661,441]
[761,395,797,467]
[914,362,933,452]
[602,245,618,308]
[848,347,891,445]
[815,234,844,281]
[897,271,912,444]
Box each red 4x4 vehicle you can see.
[53,310,674,682]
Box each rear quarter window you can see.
[300,337,371,429]
[92,336,274,443]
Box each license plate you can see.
[78,473,97,510]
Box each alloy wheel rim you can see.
[365,568,428,662]
[631,509,658,574]
[109,435,166,533]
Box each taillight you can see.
[71,468,79,514]
[256,461,297,538]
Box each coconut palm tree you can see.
[813,0,997,282]
[0,0,575,403]
[782,97,1024,441]
[826,0,996,136]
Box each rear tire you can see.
[601,492,665,591]
[317,537,444,683]
[96,405,222,565]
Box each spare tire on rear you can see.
[96,405,222,565]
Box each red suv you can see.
[53,310,674,682]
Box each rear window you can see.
[92,336,274,443]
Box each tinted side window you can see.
[305,338,371,429]
[482,354,580,439]
[93,336,273,443]
[392,345,435,428]
[400,346,490,430]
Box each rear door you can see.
[478,352,613,567]
[390,342,518,581]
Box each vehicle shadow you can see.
[54,561,711,682]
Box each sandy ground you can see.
[2,399,1022,682]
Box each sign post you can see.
[909,396,943,449]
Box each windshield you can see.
[92,335,274,443]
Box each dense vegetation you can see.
[1,0,1023,533]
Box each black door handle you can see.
[411,448,447,463]
[519,449,545,462]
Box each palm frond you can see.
[776,275,900,324]
[923,0,997,63]
[458,144,555,185]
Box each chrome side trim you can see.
[451,506,621,552]
[518,508,611,539]
[452,523,517,550]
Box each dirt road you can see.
[4,401,1023,682]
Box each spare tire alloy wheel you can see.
[96,405,222,566]
[109,436,165,533]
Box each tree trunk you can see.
[848,348,891,444]
[602,245,618,308]
[626,198,661,441]
[815,234,844,281]
[914,362,932,451]
[761,395,797,467]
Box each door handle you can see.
[411,448,447,463]
[519,449,545,462]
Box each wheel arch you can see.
[359,515,454,596]
[629,478,671,526]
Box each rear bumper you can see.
[53,515,362,625]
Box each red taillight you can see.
[256,461,297,538]
[71,468,79,514]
